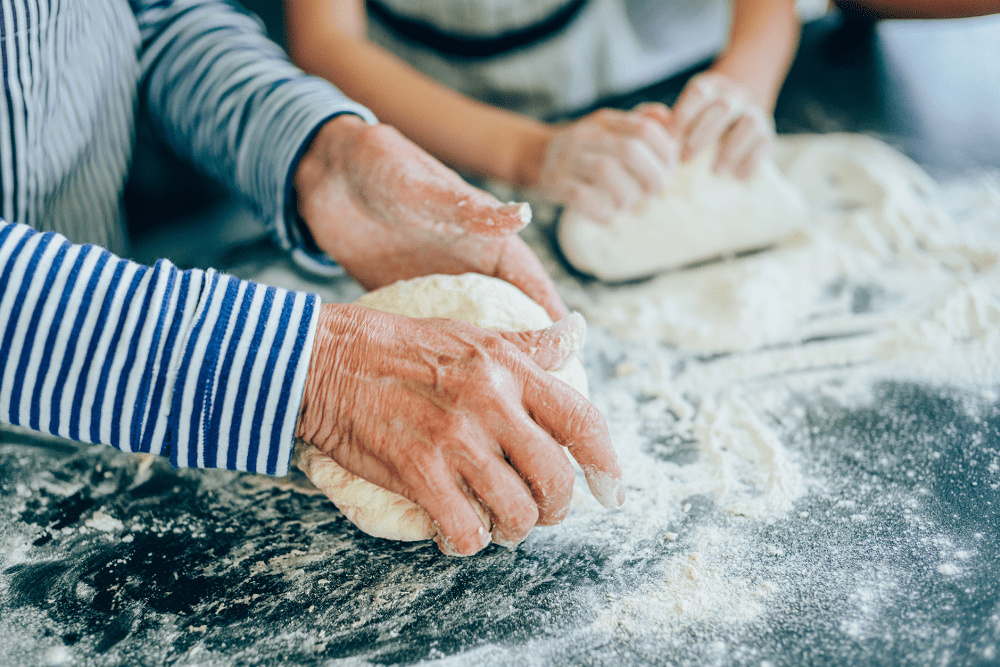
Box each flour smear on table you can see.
[256,133,999,659]
[500,133,1000,652]
[260,133,999,660]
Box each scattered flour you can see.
[83,510,124,532]
[516,133,1000,645]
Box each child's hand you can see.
[536,104,679,223]
[671,71,775,180]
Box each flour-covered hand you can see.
[536,104,679,223]
[672,71,774,180]
[295,115,567,320]
[295,305,624,556]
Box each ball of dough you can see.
[557,150,808,282]
[294,273,588,543]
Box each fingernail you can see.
[583,465,626,509]
[492,530,528,549]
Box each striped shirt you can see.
[0,0,376,475]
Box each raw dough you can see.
[557,150,809,282]
[294,273,589,542]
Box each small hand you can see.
[295,115,567,319]
[535,104,679,222]
[296,306,624,556]
[671,71,775,180]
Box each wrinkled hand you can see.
[296,305,624,556]
[295,114,567,319]
[535,104,679,223]
[671,72,775,180]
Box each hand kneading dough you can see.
[557,150,808,282]
[294,273,589,542]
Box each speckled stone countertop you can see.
[2,373,999,666]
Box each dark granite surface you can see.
[4,10,1000,667]
[2,378,999,666]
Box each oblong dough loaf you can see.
[557,150,808,282]
[295,273,588,542]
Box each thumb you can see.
[411,179,531,238]
[497,312,587,371]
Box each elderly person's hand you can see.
[670,71,775,180]
[534,103,679,223]
[292,114,623,555]
[295,306,624,556]
[294,114,567,320]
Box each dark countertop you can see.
[2,377,998,666]
[4,10,1000,667]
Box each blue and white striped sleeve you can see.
[0,221,318,476]
[133,0,378,271]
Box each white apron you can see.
[366,0,733,119]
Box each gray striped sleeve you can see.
[0,220,319,476]
[133,0,377,259]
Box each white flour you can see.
[510,133,1000,646]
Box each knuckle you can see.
[633,116,659,138]
[593,108,615,123]
[462,443,496,472]
[359,122,398,150]
[539,463,576,499]
[567,400,606,442]
[479,333,517,364]
[397,445,444,484]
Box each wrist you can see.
[708,59,781,112]
[507,121,556,189]
[296,303,356,443]
[294,114,369,224]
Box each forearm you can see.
[0,221,318,476]
[133,0,375,256]
[285,0,552,187]
[711,0,800,111]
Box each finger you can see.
[496,312,587,371]
[633,101,672,129]
[360,124,531,237]
[614,135,671,195]
[447,197,532,237]
[563,179,617,223]
[414,468,493,556]
[683,99,737,161]
[521,369,624,509]
[671,77,719,136]
[609,111,680,171]
[578,154,644,213]
[493,236,570,320]
[733,136,772,181]
[713,113,761,176]
[457,448,540,547]
[495,411,577,528]
[397,177,531,238]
